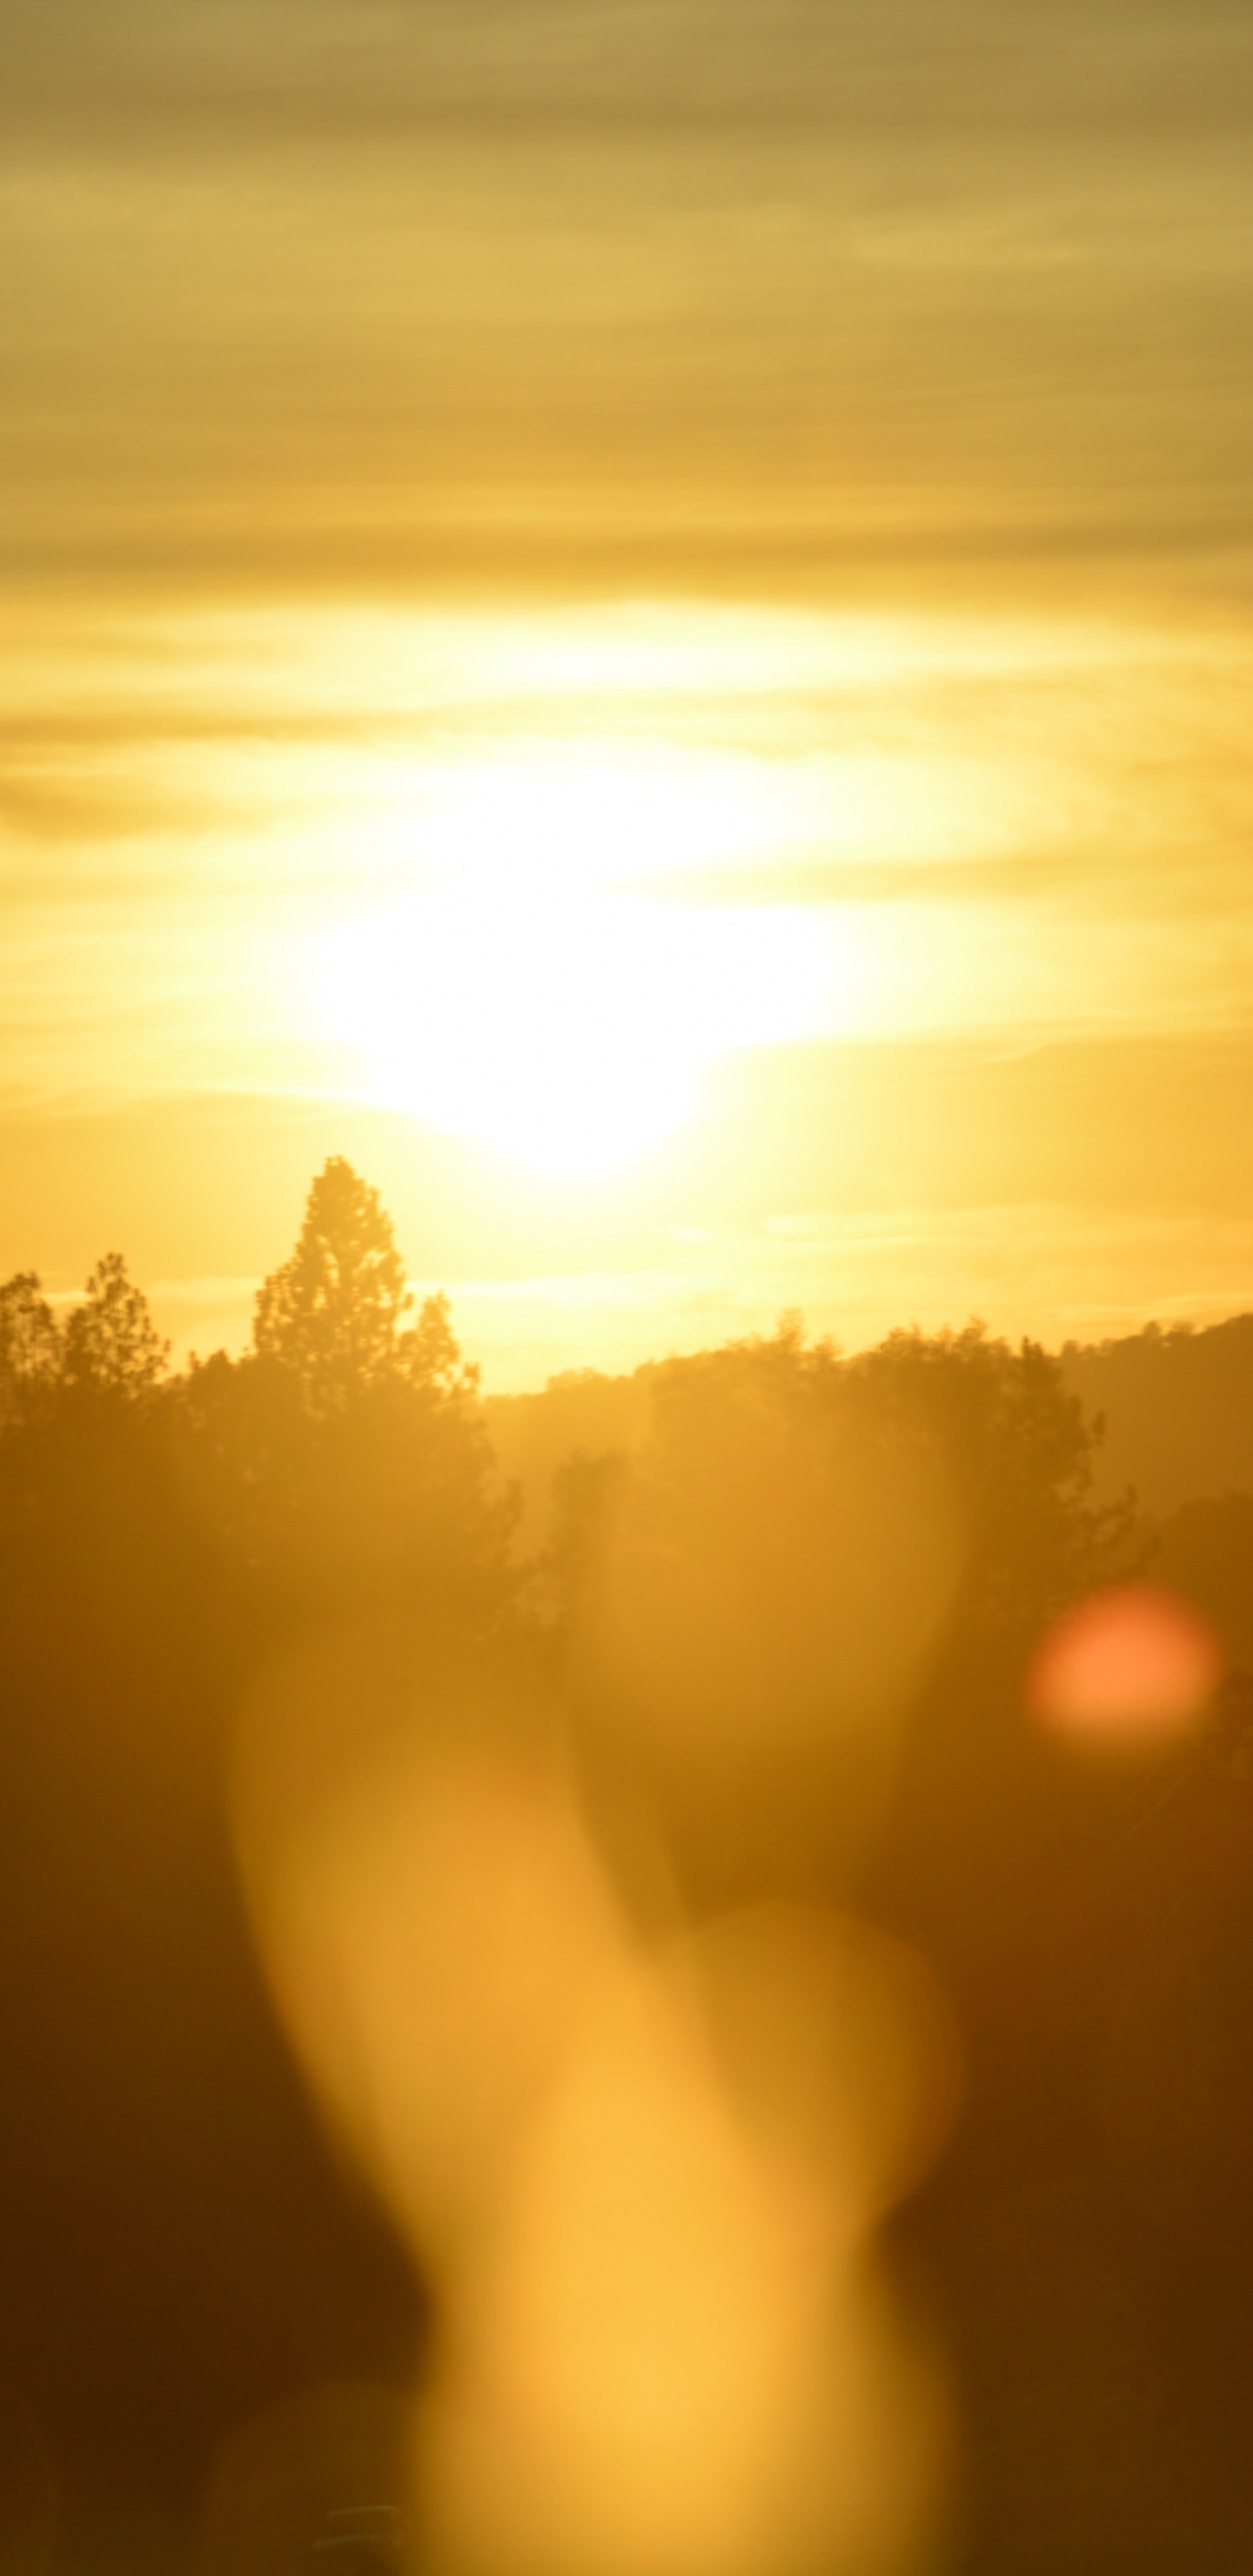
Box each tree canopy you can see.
[0,1252,169,1428]
[547,1314,1134,1671]
[63,1251,171,1395]
[0,1269,62,1422]
[252,1155,413,1406]
[173,1158,516,1622]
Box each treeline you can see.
[1062,1309,1253,1514]
[0,1162,513,1632]
[3,1159,1253,2576]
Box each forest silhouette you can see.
[3,1158,1253,2576]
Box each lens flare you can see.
[1028,1582,1223,1748]
[232,1636,957,2576]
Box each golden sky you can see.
[3,0,1252,1383]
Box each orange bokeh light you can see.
[1029,1582,1223,1748]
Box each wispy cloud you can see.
[2,0,1250,598]
[4,1,1250,154]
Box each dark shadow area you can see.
[3,1163,1253,2573]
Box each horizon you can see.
[15,1139,1253,1396]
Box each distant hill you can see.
[1060,1313,1253,1514]
[488,1311,1253,1554]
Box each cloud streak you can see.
[2,0,1250,600]
[4,0,1251,153]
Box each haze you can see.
[3,0,1251,1381]
[6,16,1253,2573]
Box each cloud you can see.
[3,0,1250,157]
[0,0,1250,604]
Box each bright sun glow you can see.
[302,745,843,1177]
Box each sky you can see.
[3,0,1252,1385]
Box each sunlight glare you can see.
[302,746,843,1177]
[308,882,835,1178]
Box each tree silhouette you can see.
[405,1284,477,1402]
[550,1316,1130,1684]
[61,1252,170,1395]
[0,1270,63,1424]
[176,1159,517,1622]
[253,1157,412,1411]
[846,1322,1138,1646]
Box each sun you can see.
[336,882,709,1179]
[301,743,836,1179]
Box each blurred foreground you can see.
[2,1163,1251,2574]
